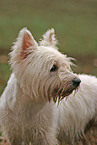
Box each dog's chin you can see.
[61,86,79,101]
[58,89,73,101]
[53,86,79,103]
[62,89,73,97]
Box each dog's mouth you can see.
[53,87,75,103]
[58,86,77,100]
[53,79,80,103]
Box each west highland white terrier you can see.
[0,28,97,145]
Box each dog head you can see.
[9,28,81,102]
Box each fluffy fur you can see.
[0,28,97,145]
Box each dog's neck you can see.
[5,73,46,117]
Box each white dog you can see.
[0,28,97,145]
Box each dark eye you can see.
[50,64,57,72]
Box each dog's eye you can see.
[50,65,57,72]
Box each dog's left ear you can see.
[39,28,58,47]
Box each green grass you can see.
[0,0,97,56]
[0,63,11,95]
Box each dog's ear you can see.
[39,28,58,47]
[11,28,38,59]
[19,28,38,58]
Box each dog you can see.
[0,28,97,145]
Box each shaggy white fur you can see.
[0,28,97,145]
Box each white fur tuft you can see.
[39,28,58,47]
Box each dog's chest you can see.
[14,102,54,142]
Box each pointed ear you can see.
[11,28,38,59]
[9,28,38,69]
[19,28,38,58]
[39,28,58,47]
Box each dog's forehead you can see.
[38,46,65,60]
[35,46,69,67]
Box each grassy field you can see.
[0,0,97,55]
[0,0,97,144]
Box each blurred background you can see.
[0,0,97,144]
[0,0,97,95]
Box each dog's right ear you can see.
[11,28,38,60]
[19,28,38,59]
[21,28,38,58]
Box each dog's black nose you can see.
[72,78,81,88]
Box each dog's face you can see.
[10,28,81,102]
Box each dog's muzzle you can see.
[53,78,81,102]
